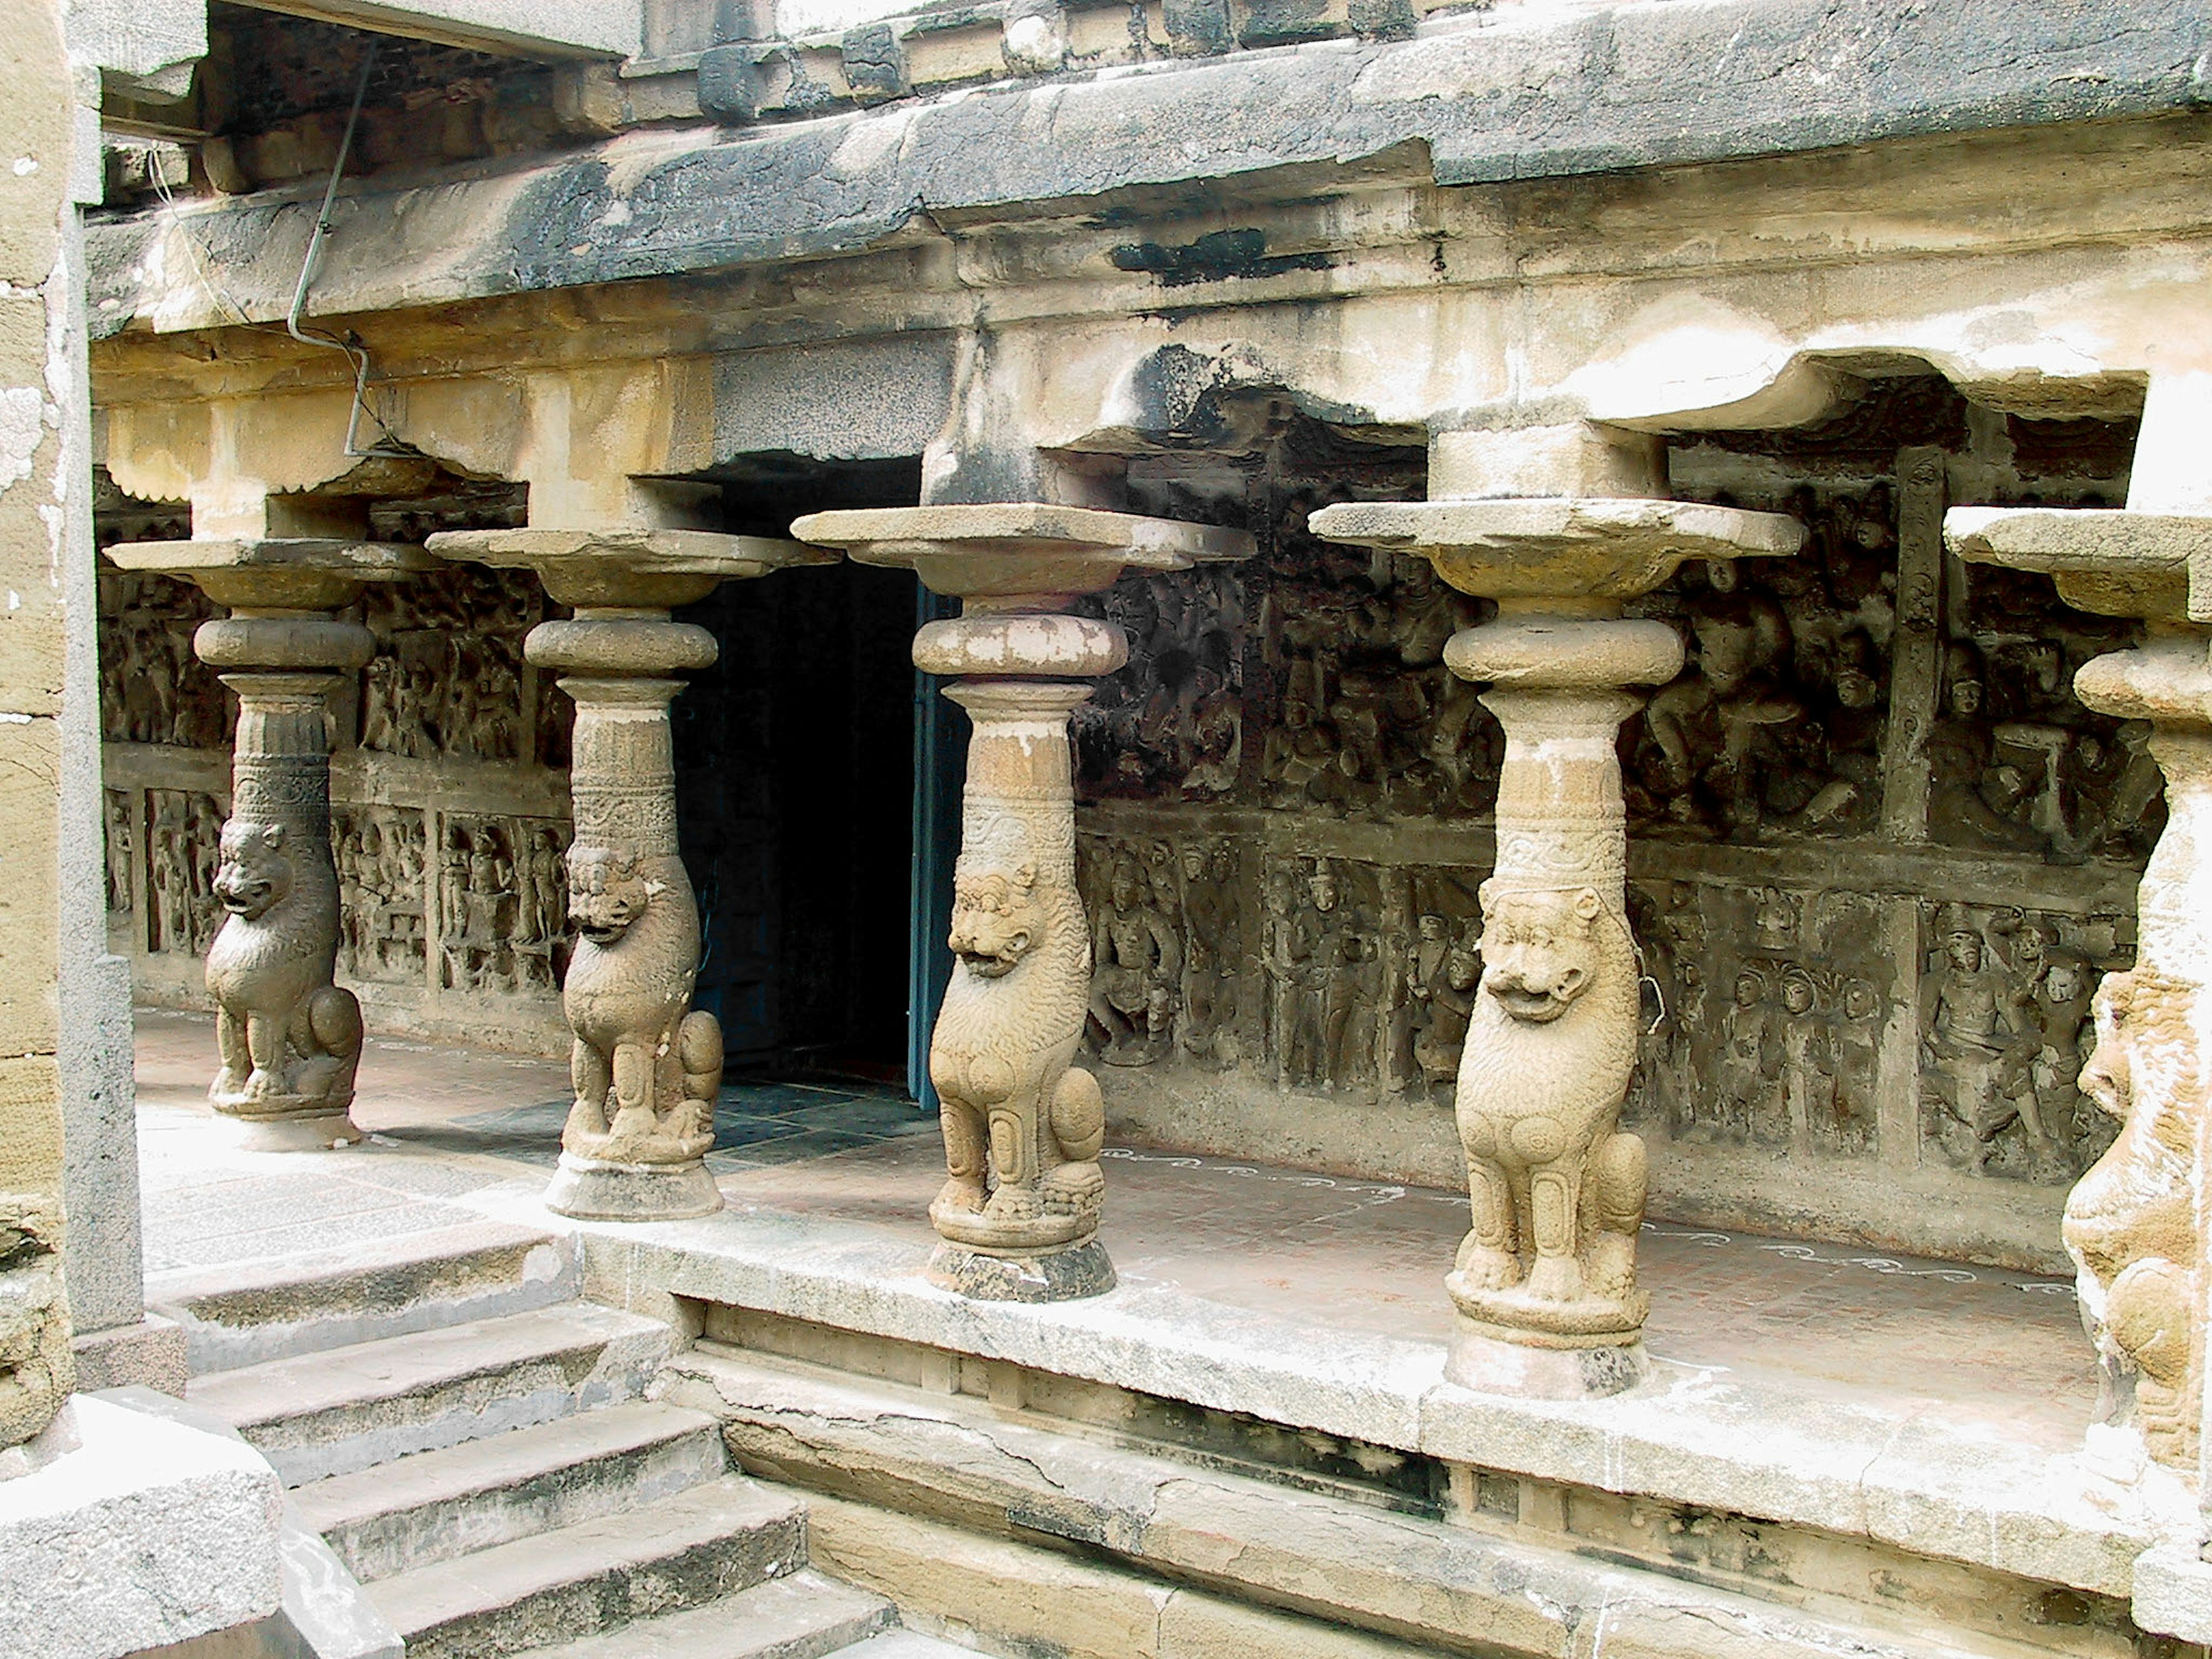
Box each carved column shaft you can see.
[105,540,432,1152]
[1313,494,1804,1400]
[790,505,1253,1303]
[426,526,830,1222]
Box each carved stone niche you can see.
[427,527,833,1222]
[106,538,435,1150]
[793,505,1253,1303]
[1947,507,2212,1497]
[1315,491,1804,1399]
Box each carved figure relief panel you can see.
[103,789,134,916]
[1623,880,1889,1158]
[98,570,229,748]
[145,790,226,956]
[334,806,428,984]
[358,566,543,763]
[1916,901,2130,1183]
[437,814,570,995]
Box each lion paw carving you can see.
[560,845,722,1166]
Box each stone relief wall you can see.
[1080,387,2149,1271]
[99,478,571,1050]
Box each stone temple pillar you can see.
[1946,510,2212,1520]
[105,539,434,1151]
[427,528,830,1222]
[1316,475,1801,1397]
[790,505,1252,1301]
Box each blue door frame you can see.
[907,586,964,1109]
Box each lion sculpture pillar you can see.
[1949,509,2212,1520]
[791,505,1252,1301]
[428,527,832,1221]
[107,539,434,1150]
[1317,465,1802,1396]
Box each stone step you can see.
[150,1220,581,1374]
[373,1473,808,1659]
[838,1634,983,1657]
[665,1346,2039,1659]
[191,1301,674,1485]
[507,1569,895,1658]
[294,1397,730,1582]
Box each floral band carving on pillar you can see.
[1948,507,2212,1500]
[1315,495,1804,1397]
[104,539,435,1150]
[790,505,1253,1302]
[426,528,835,1222]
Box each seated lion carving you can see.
[2062,969,2200,1469]
[928,852,1105,1250]
[206,819,363,1120]
[559,844,721,1166]
[1446,880,1647,1335]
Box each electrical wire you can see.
[283,39,413,459]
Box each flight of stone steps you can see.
[151,1221,971,1659]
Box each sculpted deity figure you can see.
[1449,880,1648,1327]
[1087,854,1181,1064]
[2062,970,2200,1469]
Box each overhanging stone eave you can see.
[84,0,2212,339]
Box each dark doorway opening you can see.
[672,457,935,1090]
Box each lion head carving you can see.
[214,821,293,921]
[567,846,650,946]
[949,858,1040,979]
[1478,883,1604,1024]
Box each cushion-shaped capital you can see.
[104,538,433,611]
[1309,498,1801,601]
[1946,506,2207,626]
[427,527,833,610]
[791,503,1252,605]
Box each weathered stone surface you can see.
[0,1395,285,1659]
[926,1238,1116,1301]
[85,3,2212,331]
[554,1203,2173,1597]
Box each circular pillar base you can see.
[927,1238,1116,1302]
[1444,1323,1648,1399]
[544,1152,724,1222]
[218,1111,363,1153]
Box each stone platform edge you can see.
[456,1187,2189,1603]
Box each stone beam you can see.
[83,2,2212,336]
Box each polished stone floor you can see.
[133,1006,2098,1452]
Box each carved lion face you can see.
[949,859,1039,979]
[1478,884,1604,1024]
[567,846,649,945]
[2079,970,2134,1123]
[214,821,293,920]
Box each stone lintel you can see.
[426,527,832,610]
[103,538,434,611]
[1308,498,1802,601]
[791,503,1254,604]
[1945,505,2209,625]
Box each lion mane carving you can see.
[2062,969,2201,1469]
[928,847,1106,1249]
[560,844,722,1165]
[1447,880,1648,1335]
[206,819,363,1120]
